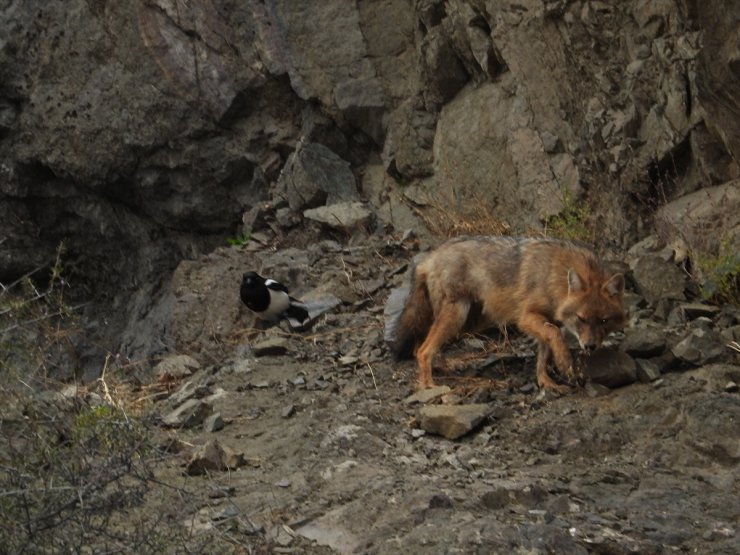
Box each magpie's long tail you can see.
[285,298,310,328]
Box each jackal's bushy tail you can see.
[386,268,433,360]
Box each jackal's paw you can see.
[537,375,572,395]
[417,378,437,390]
[541,382,572,395]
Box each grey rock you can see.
[334,76,386,145]
[186,440,247,476]
[169,380,213,406]
[672,328,727,366]
[418,404,491,440]
[278,143,359,212]
[584,346,637,388]
[203,412,225,433]
[154,354,201,380]
[631,255,687,306]
[404,386,452,405]
[303,202,374,231]
[162,399,213,428]
[584,382,612,397]
[620,328,666,357]
[655,182,739,286]
[678,302,722,320]
[422,73,567,231]
[428,493,453,509]
[252,337,289,357]
[635,359,662,383]
[382,99,437,178]
[302,292,343,322]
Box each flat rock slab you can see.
[303,201,373,230]
[252,337,289,357]
[302,292,343,321]
[154,354,201,380]
[418,404,491,440]
[678,302,721,320]
[162,399,213,428]
[404,385,452,405]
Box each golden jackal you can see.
[390,236,625,392]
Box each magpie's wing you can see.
[264,279,290,294]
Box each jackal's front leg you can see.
[519,311,574,392]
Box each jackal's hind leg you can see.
[415,300,469,389]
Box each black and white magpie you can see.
[240,271,310,328]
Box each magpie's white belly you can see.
[260,289,290,320]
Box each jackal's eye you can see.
[600,318,609,324]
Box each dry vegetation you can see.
[0,248,248,553]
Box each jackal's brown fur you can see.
[391,236,625,391]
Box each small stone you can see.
[418,404,491,440]
[253,337,289,357]
[635,359,661,383]
[725,381,739,393]
[410,428,426,438]
[584,382,611,397]
[274,478,291,488]
[155,354,201,380]
[203,412,225,433]
[282,404,296,418]
[162,399,213,428]
[404,385,452,404]
[61,384,79,398]
[428,493,453,509]
[519,383,537,394]
[186,440,247,476]
[169,379,212,405]
[211,505,239,522]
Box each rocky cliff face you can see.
[1,0,738,370]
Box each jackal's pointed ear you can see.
[604,273,625,298]
[567,269,584,293]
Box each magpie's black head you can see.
[240,271,269,311]
[241,271,265,289]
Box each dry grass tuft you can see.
[412,189,510,238]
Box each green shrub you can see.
[544,190,593,243]
[696,238,740,305]
[226,231,252,247]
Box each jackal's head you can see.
[558,269,625,352]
